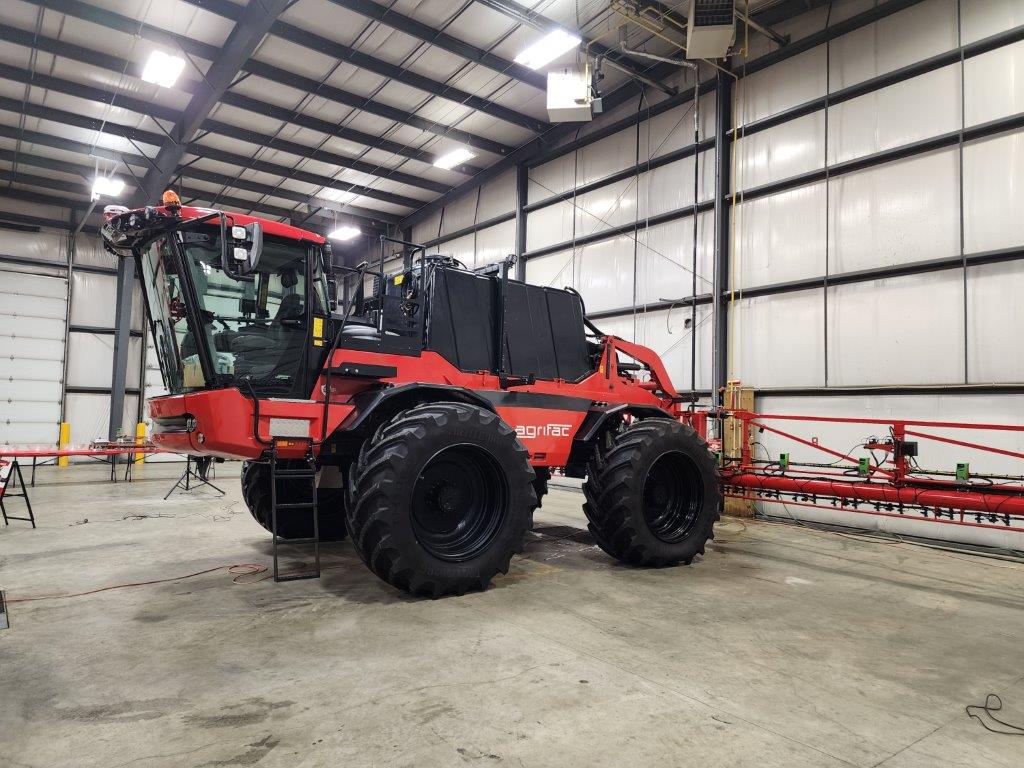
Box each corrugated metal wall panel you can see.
[735,112,826,191]
[733,183,826,290]
[734,45,827,127]
[828,148,961,274]
[828,271,965,386]
[571,235,637,315]
[827,64,961,165]
[66,334,142,390]
[635,214,714,305]
[828,0,958,91]
[638,150,715,218]
[474,219,515,268]
[476,168,516,221]
[961,0,1024,45]
[573,177,638,237]
[967,261,1024,383]
[732,290,825,388]
[526,201,575,252]
[964,40,1024,127]
[639,92,716,158]
[963,130,1024,255]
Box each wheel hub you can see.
[642,451,704,543]
[410,445,509,562]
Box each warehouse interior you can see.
[2,0,1024,766]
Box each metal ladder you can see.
[270,438,320,582]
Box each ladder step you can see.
[269,445,320,582]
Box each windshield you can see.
[140,223,324,397]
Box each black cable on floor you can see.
[966,694,1024,736]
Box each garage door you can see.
[0,269,67,446]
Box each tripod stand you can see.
[164,455,225,499]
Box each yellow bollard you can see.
[135,422,147,464]
[57,422,70,467]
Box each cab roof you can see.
[170,205,325,245]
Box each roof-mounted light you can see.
[433,147,476,170]
[92,176,124,201]
[141,50,186,88]
[514,29,581,70]
[328,225,361,242]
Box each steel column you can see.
[108,255,135,442]
[133,0,290,207]
[712,72,732,407]
[515,163,528,282]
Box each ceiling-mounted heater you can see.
[686,0,736,59]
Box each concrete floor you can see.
[2,463,1024,768]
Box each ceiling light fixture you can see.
[141,50,186,88]
[91,176,125,201]
[514,29,582,70]
[328,225,361,242]
[433,148,476,170]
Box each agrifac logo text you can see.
[515,424,572,440]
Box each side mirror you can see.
[221,220,262,281]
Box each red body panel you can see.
[149,343,680,462]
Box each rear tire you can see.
[347,402,536,597]
[240,460,348,541]
[533,467,551,509]
[582,419,720,566]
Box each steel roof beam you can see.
[0,53,472,186]
[0,143,398,230]
[18,0,513,157]
[0,107,414,222]
[217,91,483,175]
[0,129,397,230]
[133,0,291,207]
[327,0,546,91]
[0,68,427,207]
[401,0,928,228]
[0,166,373,234]
[473,0,677,96]
[178,0,547,133]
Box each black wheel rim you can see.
[411,445,508,562]
[642,451,704,543]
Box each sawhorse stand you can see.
[1,459,35,528]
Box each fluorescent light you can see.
[141,50,186,88]
[328,225,361,242]
[514,29,581,70]
[92,176,125,200]
[433,148,476,170]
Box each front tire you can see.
[582,419,720,566]
[240,461,347,541]
[347,402,536,597]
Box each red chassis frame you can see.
[721,410,1024,534]
[149,334,699,464]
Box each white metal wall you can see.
[726,0,1024,544]
[412,168,517,270]
[0,267,66,446]
[524,79,719,394]
[0,230,146,453]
